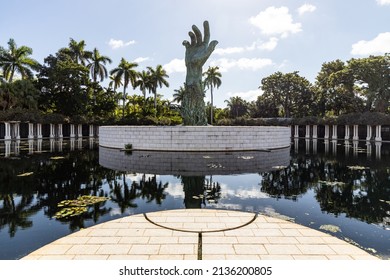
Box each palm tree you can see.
[0,38,40,82]
[203,66,222,124]
[173,84,186,104]
[67,38,91,65]
[225,96,248,118]
[147,65,169,109]
[87,48,112,82]
[110,58,138,117]
[135,70,152,100]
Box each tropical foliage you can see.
[0,37,389,125]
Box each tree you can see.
[173,84,186,105]
[203,66,222,124]
[87,48,112,83]
[260,71,314,118]
[110,58,138,117]
[249,94,279,118]
[147,65,169,109]
[37,49,90,117]
[135,70,152,100]
[347,54,390,113]
[65,38,91,65]
[314,60,364,116]
[224,96,248,118]
[0,38,40,82]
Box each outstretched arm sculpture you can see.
[182,21,218,125]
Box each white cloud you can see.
[134,57,150,63]
[249,6,302,38]
[108,39,136,49]
[377,0,390,6]
[351,32,390,55]
[227,89,263,102]
[258,37,279,51]
[297,4,317,15]
[163,58,186,73]
[214,47,245,55]
[211,58,273,72]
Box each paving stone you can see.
[265,244,301,255]
[129,244,160,255]
[66,245,100,255]
[96,244,132,255]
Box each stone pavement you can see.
[22,209,379,260]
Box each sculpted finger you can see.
[208,40,218,51]
[188,31,196,46]
[203,21,210,44]
[192,25,203,45]
[182,40,190,48]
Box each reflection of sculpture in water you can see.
[182,21,218,125]
[181,175,221,208]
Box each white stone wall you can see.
[99,126,291,151]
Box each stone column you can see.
[70,124,75,138]
[366,125,372,141]
[77,124,82,138]
[324,125,330,139]
[89,125,94,137]
[294,125,299,138]
[37,123,43,139]
[344,125,350,140]
[77,138,83,150]
[4,122,11,140]
[353,125,359,141]
[49,124,55,138]
[28,123,35,139]
[375,125,382,142]
[89,137,94,149]
[58,124,63,138]
[332,125,337,140]
[313,125,318,139]
[345,141,350,156]
[305,125,310,139]
[15,140,20,155]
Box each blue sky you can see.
[1,0,389,107]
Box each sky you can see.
[1,0,390,107]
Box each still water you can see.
[0,138,389,259]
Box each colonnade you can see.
[1,122,97,140]
[293,124,383,141]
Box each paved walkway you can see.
[22,209,379,260]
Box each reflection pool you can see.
[0,138,389,259]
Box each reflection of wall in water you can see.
[99,147,290,176]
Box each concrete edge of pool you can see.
[21,209,380,260]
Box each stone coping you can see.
[22,209,379,260]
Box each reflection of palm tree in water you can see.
[109,173,168,213]
[181,175,221,209]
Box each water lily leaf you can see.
[347,165,369,170]
[320,224,341,233]
[50,156,65,160]
[17,172,34,177]
[318,180,345,186]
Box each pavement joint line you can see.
[143,212,258,233]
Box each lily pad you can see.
[319,224,341,233]
[347,165,369,170]
[17,172,34,177]
[54,195,109,219]
[50,156,65,160]
[318,180,345,186]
